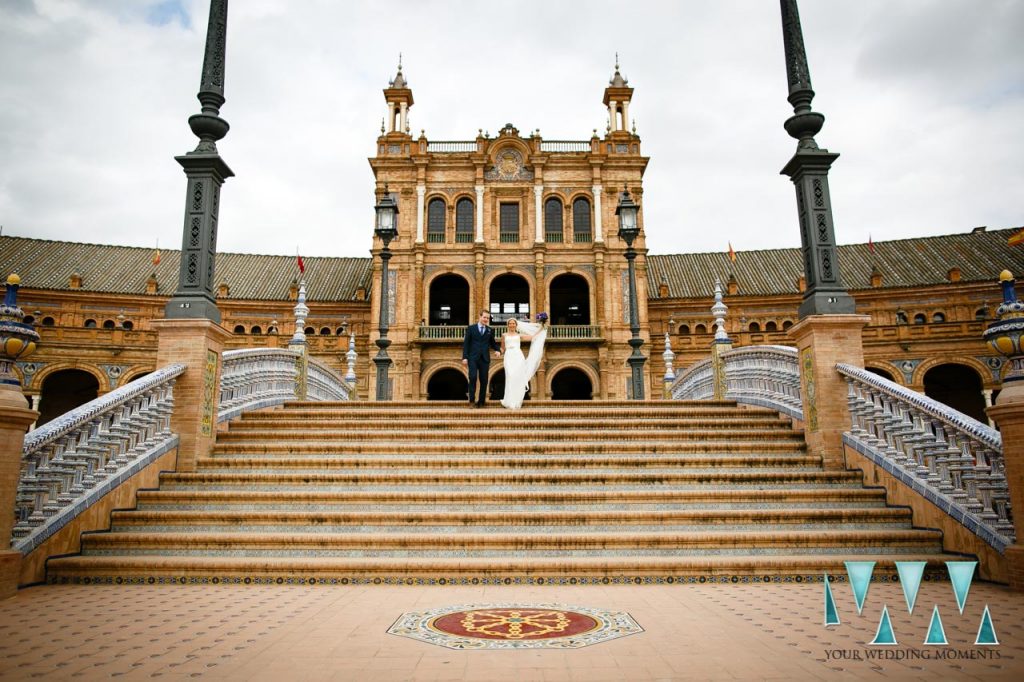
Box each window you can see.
[233,325,245,334]
[749,322,761,332]
[336,327,347,336]
[913,313,926,325]
[572,197,592,242]
[499,203,519,242]
[765,321,778,332]
[694,324,707,335]
[782,320,793,330]
[319,327,331,335]
[305,327,315,335]
[84,319,97,328]
[678,324,690,335]
[122,320,134,331]
[23,315,34,325]
[896,310,908,324]
[42,317,55,326]
[545,198,563,243]
[975,307,988,321]
[102,319,116,329]
[932,312,946,323]
[250,326,263,335]
[455,198,474,242]
[427,198,446,243]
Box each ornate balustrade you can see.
[218,348,301,422]
[425,141,478,153]
[308,356,352,401]
[416,325,602,343]
[417,325,465,341]
[670,345,801,417]
[539,140,590,152]
[14,363,185,553]
[546,325,602,341]
[838,363,1013,552]
[670,358,713,401]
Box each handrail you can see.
[15,363,186,553]
[721,345,802,419]
[837,363,1012,551]
[426,141,477,153]
[308,356,353,401]
[539,140,590,152]
[218,348,300,422]
[670,359,713,401]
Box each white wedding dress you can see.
[500,321,547,410]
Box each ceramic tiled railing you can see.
[838,363,1013,551]
[670,345,802,418]
[307,356,352,401]
[15,363,186,553]
[669,359,713,401]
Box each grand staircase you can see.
[47,400,954,584]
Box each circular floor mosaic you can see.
[387,603,643,649]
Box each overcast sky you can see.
[1,0,1021,259]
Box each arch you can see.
[119,368,154,386]
[102,319,116,329]
[455,197,474,241]
[782,320,793,330]
[571,196,592,242]
[250,325,263,335]
[425,367,469,401]
[694,323,707,335]
[544,196,564,242]
[678,324,691,335]
[233,324,245,334]
[932,311,946,323]
[765,321,778,332]
[41,316,55,326]
[23,315,35,325]
[913,355,993,388]
[427,196,446,242]
[913,313,926,325]
[304,326,315,335]
[549,273,591,325]
[864,361,904,385]
[488,272,531,324]
[319,327,331,336]
[549,365,595,400]
[121,320,134,331]
[923,363,987,423]
[31,362,108,394]
[975,307,988,321]
[865,366,897,383]
[84,319,97,328]
[748,321,761,333]
[335,326,347,336]
[428,272,471,326]
[36,368,101,427]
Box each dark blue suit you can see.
[463,323,500,404]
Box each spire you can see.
[389,53,407,89]
[780,0,824,149]
[603,53,634,133]
[382,54,413,136]
[609,52,628,88]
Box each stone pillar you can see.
[152,319,231,472]
[0,390,37,598]
[399,102,408,133]
[534,185,544,242]
[474,185,485,243]
[415,184,426,244]
[788,314,870,470]
[987,394,1024,589]
[592,185,604,242]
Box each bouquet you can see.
[536,311,549,325]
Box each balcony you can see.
[416,325,603,343]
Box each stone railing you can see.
[547,325,602,341]
[670,345,801,417]
[417,325,465,341]
[308,356,352,401]
[838,363,1013,552]
[218,349,299,422]
[417,324,602,342]
[539,140,590,153]
[426,141,478,153]
[670,358,713,401]
[14,363,186,553]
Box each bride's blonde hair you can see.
[506,319,518,330]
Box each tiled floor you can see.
[0,580,1022,680]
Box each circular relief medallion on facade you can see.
[387,603,643,650]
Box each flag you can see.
[152,248,161,266]
[868,234,875,254]
[297,254,305,274]
[1009,228,1024,247]
[728,242,736,263]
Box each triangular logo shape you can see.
[870,605,898,645]
[895,561,926,614]
[824,573,840,626]
[975,605,999,645]
[845,561,875,615]
[946,561,976,614]
[923,605,948,645]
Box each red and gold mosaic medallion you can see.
[388,603,642,650]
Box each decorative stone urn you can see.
[984,270,1024,383]
[0,274,40,389]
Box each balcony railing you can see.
[417,325,602,342]
[539,140,590,153]
[426,141,478,153]
[499,232,519,243]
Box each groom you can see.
[462,310,501,407]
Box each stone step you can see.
[214,429,807,444]
[226,416,796,431]
[208,441,808,456]
[194,453,823,471]
[109,507,914,532]
[78,529,944,557]
[46,553,953,584]
[135,487,890,510]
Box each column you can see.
[399,102,408,133]
[592,185,603,242]
[608,101,617,130]
[534,185,544,242]
[415,184,425,243]
[386,104,394,133]
[622,101,630,131]
[0,390,37,598]
[983,389,995,427]
[475,185,485,242]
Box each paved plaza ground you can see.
[0,580,1022,681]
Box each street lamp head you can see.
[615,187,639,245]
[374,185,399,244]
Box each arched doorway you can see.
[426,368,468,401]
[488,368,532,402]
[549,273,590,325]
[37,369,100,427]
[489,273,529,325]
[866,367,896,382]
[428,274,470,326]
[923,364,986,423]
[550,368,593,400]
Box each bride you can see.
[499,317,548,410]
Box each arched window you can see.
[122,320,134,331]
[427,198,446,243]
[267,325,278,334]
[545,197,564,243]
[896,310,908,324]
[678,324,690,335]
[975,307,988,321]
[304,326,315,335]
[336,326,347,336]
[913,313,926,325]
[749,322,761,333]
[765,321,778,332]
[42,317,55,326]
[455,198,474,242]
[250,325,263,335]
[84,319,97,328]
[23,315,34,325]
[932,311,946,323]
[102,319,116,329]
[782,320,793,330]
[319,327,331,336]
[694,324,707,335]
[572,197,592,243]
[233,325,245,334]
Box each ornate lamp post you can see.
[373,188,399,401]
[616,188,645,400]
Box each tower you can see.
[382,56,414,136]
[603,55,634,135]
